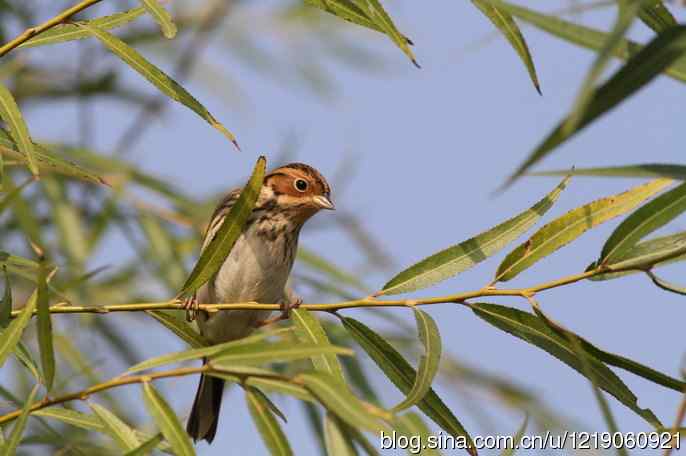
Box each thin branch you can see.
[664,388,686,456]
[10,268,606,318]
[0,0,104,58]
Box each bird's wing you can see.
[200,188,242,252]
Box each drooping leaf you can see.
[601,182,686,264]
[91,403,141,450]
[0,266,11,327]
[495,179,671,281]
[382,176,568,295]
[354,0,418,66]
[500,415,528,456]
[341,317,476,455]
[0,289,37,369]
[123,433,164,456]
[507,25,686,183]
[292,308,346,383]
[141,382,195,456]
[210,341,353,368]
[602,230,686,272]
[648,271,686,296]
[472,303,662,427]
[638,1,677,33]
[36,258,55,390]
[4,385,39,454]
[146,310,208,348]
[530,164,686,180]
[19,7,147,48]
[0,82,38,176]
[244,377,316,403]
[394,412,442,456]
[177,156,265,296]
[298,371,389,434]
[471,0,540,93]
[33,407,104,432]
[80,23,238,148]
[245,386,293,456]
[13,341,41,382]
[140,0,177,39]
[393,309,442,412]
[324,412,358,456]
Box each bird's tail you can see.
[186,361,224,444]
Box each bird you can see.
[185,162,334,443]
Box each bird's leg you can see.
[182,294,199,322]
[254,297,302,328]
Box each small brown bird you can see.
[186,162,334,443]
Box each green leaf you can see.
[177,156,265,296]
[4,385,39,454]
[0,266,11,327]
[42,178,89,265]
[211,341,353,367]
[0,177,32,217]
[19,7,147,49]
[36,258,55,390]
[393,309,441,412]
[0,289,37,369]
[80,23,238,148]
[297,247,369,293]
[500,415,528,456]
[13,341,42,382]
[0,82,38,176]
[638,1,676,33]
[382,176,569,295]
[471,0,540,93]
[648,271,686,296]
[140,0,177,39]
[603,230,686,271]
[507,25,686,183]
[33,407,104,431]
[472,302,662,427]
[127,328,290,372]
[90,402,141,451]
[355,0,418,66]
[244,377,316,403]
[245,386,293,456]
[495,179,672,281]
[0,129,106,185]
[146,310,208,348]
[495,0,686,84]
[251,387,288,423]
[141,382,195,456]
[298,371,389,434]
[292,309,346,383]
[341,317,476,455]
[123,433,164,456]
[601,182,686,263]
[324,412,358,456]
[531,164,686,180]
[394,412,442,456]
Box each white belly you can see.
[197,224,296,343]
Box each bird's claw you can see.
[182,295,199,322]
[254,297,303,328]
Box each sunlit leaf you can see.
[90,402,141,451]
[0,82,37,176]
[393,309,441,412]
[531,164,686,180]
[142,382,195,456]
[80,23,239,148]
[601,230,686,271]
[33,407,104,431]
[4,385,39,454]
[36,259,55,390]
[177,156,265,296]
[146,310,208,348]
[141,0,177,39]
[394,412,442,456]
[472,303,662,427]
[292,308,346,383]
[495,179,671,281]
[123,433,164,456]
[211,341,353,367]
[243,377,316,403]
[471,0,540,93]
[382,176,569,295]
[0,289,37,369]
[341,317,476,455]
[324,412,357,456]
[245,386,293,456]
[500,415,528,456]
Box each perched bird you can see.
[185,162,334,443]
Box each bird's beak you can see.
[312,195,335,210]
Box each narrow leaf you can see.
[495,179,671,281]
[601,182,686,263]
[393,309,442,412]
[141,0,177,38]
[357,0,418,66]
[80,23,238,147]
[250,387,288,423]
[245,386,293,456]
[342,317,476,455]
[507,25,686,182]
[0,266,11,327]
[141,382,195,456]
[648,271,686,296]
[13,342,42,382]
[4,385,39,454]
[603,230,686,271]
[382,176,569,295]
[0,82,37,176]
[33,407,104,431]
[298,247,369,293]
[36,258,55,390]
[298,372,389,434]
[211,342,353,367]
[500,415,528,456]
[395,413,442,456]
[324,412,357,456]
[472,303,662,427]
[638,1,677,33]
[178,156,266,296]
[123,433,164,456]
[244,377,316,403]
[146,310,208,348]
[531,164,686,180]
[471,0,540,93]
[0,289,37,369]
[90,402,140,451]
[292,308,346,383]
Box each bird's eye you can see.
[294,179,308,192]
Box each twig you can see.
[0,0,104,58]
[664,388,686,456]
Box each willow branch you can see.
[10,268,604,318]
[0,0,104,57]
